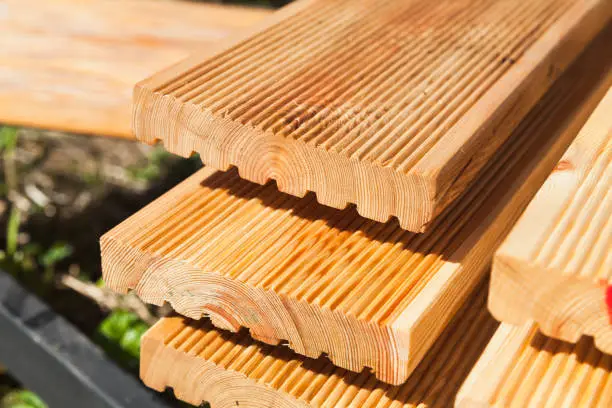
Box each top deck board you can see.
[490,87,612,353]
[133,0,611,230]
[0,0,270,137]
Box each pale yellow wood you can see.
[490,85,612,353]
[133,0,611,231]
[0,0,270,137]
[103,31,612,385]
[141,280,498,408]
[457,322,612,407]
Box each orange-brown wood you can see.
[0,0,270,137]
[133,0,611,230]
[103,30,612,385]
[457,322,612,407]
[141,280,497,408]
[489,87,612,353]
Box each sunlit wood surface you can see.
[490,86,612,354]
[102,31,612,384]
[141,280,497,407]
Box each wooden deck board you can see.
[0,0,270,137]
[141,279,497,408]
[457,322,612,407]
[133,0,611,230]
[489,87,612,352]
[102,29,612,385]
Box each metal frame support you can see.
[0,271,170,408]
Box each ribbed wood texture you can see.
[133,0,611,231]
[141,280,498,408]
[104,32,612,384]
[457,322,612,407]
[490,86,612,353]
[0,0,269,137]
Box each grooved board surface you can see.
[133,0,611,231]
[490,87,612,353]
[0,0,270,137]
[457,322,612,407]
[104,31,612,384]
[141,280,498,408]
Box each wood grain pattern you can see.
[133,0,611,230]
[489,86,612,353]
[0,0,270,137]
[141,279,498,408]
[457,322,612,407]
[103,30,612,384]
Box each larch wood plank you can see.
[0,0,270,137]
[133,0,611,231]
[489,87,612,353]
[141,279,498,408]
[103,29,612,385]
[457,322,612,408]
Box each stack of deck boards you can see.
[100,0,612,406]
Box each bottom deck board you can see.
[141,280,496,408]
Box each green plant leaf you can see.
[97,310,140,342]
[0,127,18,152]
[120,322,148,359]
[95,310,150,371]
[21,243,42,257]
[0,390,47,408]
[149,146,171,164]
[39,242,73,267]
[6,207,20,257]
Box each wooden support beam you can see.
[133,0,611,231]
[140,279,497,408]
[102,29,612,385]
[457,322,612,407]
[489,87,612,352]
[0,0,270,137]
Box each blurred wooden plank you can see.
[102,30,612,385]
[140,280,497,408]
[133,0,611,231]
[0,0,270,137]
[457,322,612,407]
[489,87,612,352]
